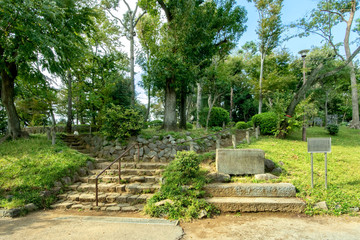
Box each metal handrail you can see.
[95,143,140,206]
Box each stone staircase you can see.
[204,183,305,213]
[51,135,166,212]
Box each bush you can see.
[186,122,193,130]
[144,151,219,220]
[101,104,143,139]
[247,120,253,128]
[199,107,230,128]
[146,120,163,128]
[326,124,339,135]
[235,121,248,129]
[252,112,278,135]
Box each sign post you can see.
[307,138,331,189]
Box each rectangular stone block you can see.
[216,149,264,175]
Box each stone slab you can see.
[204,183,296,198]
[216,149,265,175]
[206,197,305,213]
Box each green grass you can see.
[236,126,360,215]
[0,134,92,209]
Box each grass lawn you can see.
[235,126,360,215]
[0,134,92,209]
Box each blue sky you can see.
[235,0,356,56]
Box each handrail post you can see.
[118,156,121,183]
[95,178,98,206]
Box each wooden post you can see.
[232,134,236,149]
[246,131,250,144]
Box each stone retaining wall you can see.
[78,130,253,163]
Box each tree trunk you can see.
[230,86,233,121]
[196,82,202,129]
[130,21,135,106]
[145,85,151,122]
[163,77,177,131]
[258,54,265,114]
[344,1,359,128]
[325,90,328,127]
[179,86,187,129]
[66,73,73,134]
[0,61,24,139]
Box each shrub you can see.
[146,120,163,128]
[326,124,339,135]
[252,112,278,135]
[144,151,219,220]
[235,121,248,129]
[186,122,193,130]
[199,107,230,128]
[247,120,253,128]
[101,104,143,139]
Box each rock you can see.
[77,167,87,177]
[198,209,208,219]
[207,172,231,183]
[143,146,150,155]
[24,203,37,212]
[314,201,328,211]
[264,159,276,172]
[148,151,157,158]
[2,208,20,218]
[155,199,174,207]
[350,207,359,212]
[186,136,192,141]
[139,147,144,157]
[86,161,95,170]
[254,173,279,181]
[272,167,283,175]
[168,135,175,142]
[61,176,72,185]
[115,145,122,150]
[158,150,165,158]
[40,190,52,198]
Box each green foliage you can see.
[236,127,360,216]
[326,124,339,135]
[247,120,254,128]
[199,107,230,128]
[144,151,219,220]
[186,122,194,130]
[252,112,278,135]
[101,104,143,140]
[235,121,248,129]
[145,120,163,128]
[0,105,7,136]
[0,135,91,209]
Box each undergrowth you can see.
[144,151,219,221]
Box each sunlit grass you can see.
[236,126,360,215]
[0,134,92,209]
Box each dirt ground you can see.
[181,212,360,240]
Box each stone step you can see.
[57,191,153,205]
[68,182,160,194]
[51,200,145,212]
[94,162,167,170]
[206,197,305,213]
[79,175,161,184]
[204,183,296,198]
[90,168,164,177]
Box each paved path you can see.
[181,213,360,240]
[0,211,183,240]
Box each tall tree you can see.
[0,0,95,139]
[139,0,247,131]
[253,0,283,113]
[295,0,360,128]
[103,0,146,106]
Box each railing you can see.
[95,143,140,206]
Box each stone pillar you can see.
[51,128,56,145]
[255,126,260,139]
[216,135,221,149]
[190,141,194,152]
[246,131,250,144]
[232,134,236,149]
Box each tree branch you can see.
[157,0,172,22]
[105,8,128,32]
[320,10,347,23]
[134,11,146,27]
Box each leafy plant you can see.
[101,104,143,140]
[252,112,278,135]
[144,151,219,221]
[235,121,248,129]
[326,124,339,135]
[199,107,230,128]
